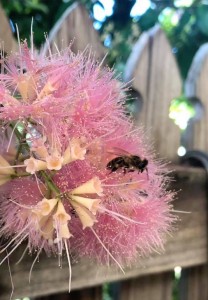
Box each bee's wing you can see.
[107,147,131,156]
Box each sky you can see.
[93,0,195,22]
[93,0,151,22]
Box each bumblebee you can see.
[106,155,148,174]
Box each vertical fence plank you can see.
[124,25,182,161]
[0,4,18,53]
[185,43,208,152]
[42,3,105,59]
[120,272,173,300]
[180,265,208,300]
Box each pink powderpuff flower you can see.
[0,40,176,290]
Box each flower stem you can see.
[40,171,60,195]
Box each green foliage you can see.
[100,21,140,73]
[102,283,113,300]
[1,0,55,46]
[196,5,208,36]
[139,7,161,31]
[157,2,208,78]
[169,95,195,129]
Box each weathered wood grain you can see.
[0,4,18,54]
[124,25,182,161]
[36,286,102,300]
[185,43,208,152]
[120,272,173,300]
[41,3,105,60]
[0,166,207,299]
[180,265,208,300]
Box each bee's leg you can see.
[110,166,118,173]
[145,168,149,180]
[123,168,127,174]
[128,169,134,173]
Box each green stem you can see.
[9,123,29,164]
[40,171,60,196]
[11,172,31,178]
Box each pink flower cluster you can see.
[0,42,174,285]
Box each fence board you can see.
[120,272,173,300]
[185,43,208,152]
[41,3,105,59]
[0,166,207,299]
[180,265,208,300]
[0,4,18,53]
[36,286,102,300]
[124,25,182,161]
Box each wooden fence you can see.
[0,3,207,300]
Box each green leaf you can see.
[138,8,160,31]
[196,5,208,36]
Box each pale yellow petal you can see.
[39,216,54,240]
[0,155,15,175]
[59,223,72,239]
[63,138,86,165]
[70,195,100,215]
[33,145,49,160]
[17,74,36,101]
[38,81,56,99]
[0,175,12,186]
[37,198,58,216]
[46,154,63,170]
[53,201,71,225]
[71,201,97,229]
[24,157,47,174]
[71,177,103,196]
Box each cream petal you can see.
[63,138,86,165]
[63,145,72,164]
[17,74,36,101]
[39,216,54,240]
[38,81,56,99]
[37,198,58,216]
[46,155,63,170]
[53,201,71,225]
[33,145,49,160]
[71,177,103,196]
[71,201,97,229]
[0,175,12,186]
[58,223,72,239]
[71,143,86,161]
[24,157,47,174]
[0,155,15,175]
[70,195,100,215]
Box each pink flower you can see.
[0,41,175,290]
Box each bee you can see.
[106,155,148,174]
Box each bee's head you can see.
[142,159,148,167]
[106,161,112,169]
